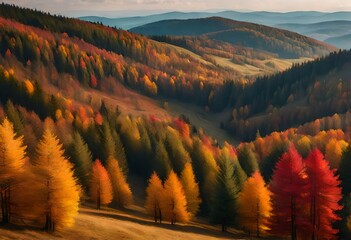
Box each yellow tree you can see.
[33,129,80,231]
[145,172,164,223]
[180,163,201,217]
[106,157,132,208]
[325,139,348,169]
[90,160,113,209]
[0,118,27,223]
[163,170,190,224]
[237,171,272,237]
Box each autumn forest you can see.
[0,2,351,240]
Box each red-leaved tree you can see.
[305,149,343,239]
[270,145,309,240]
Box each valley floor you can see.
[0,205,251,240]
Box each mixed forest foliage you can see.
[0,3,350,239]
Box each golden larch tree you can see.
[180,162,201,217]
[90,160,113,209]
[106,157,132,208]
[163,170,189,224]
[0,118,27,223]
[237,171,272,237]
[145,172,164,223]
[33,129,80,231]
[325,139,348,169]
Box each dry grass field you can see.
[0,205,252,240]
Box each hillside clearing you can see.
[0,206,250,240]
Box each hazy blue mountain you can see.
[130,17,335,58]
[276,21,351,39]
[275,21,351,48]
[79,11,351,30]
[79,12,215,29]
[325,34,351,49]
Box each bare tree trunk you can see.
[159,206,162,223]
[291,196,296,240]
[97,187,101,210]
[257,200,260,237]
[1,190,5,223]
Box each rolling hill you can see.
[325,34,351,49]
[131,17,336,58]
[80,11,351,30]
[1,3,351,240]
[276,20,351,48]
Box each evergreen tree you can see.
[260,146,286,182]
[339,145,351,238]
[153,140,171,180]
[5,100,24,135]
[190,138,218,212]
[210,149,238,232]
[238,145,258,177]
[69,132,93,191]
[165,129,191,174]
[101,122,116,163]
[339,145,351,196]
[111,130,128,175]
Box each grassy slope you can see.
[210,55,311,77]
[0,206,249,240]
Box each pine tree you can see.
[339,145,351,195]
[224,144,247,189]
[190,138,218,212]
[69,132,93,191]
[0,118,27,223]
[101,122,116,163]
[106,157,132,208]
[90,160,113,209]
[165,130,191,174]
[260,146,286,182]
[210,149,238,232]
[180,162,201,217]
[5,100,24,135]
[145,172,164,223]
[153,140,171,180]
[269,145,308,239]
[238,145,258,177]
[112,130,128,175]
[237,171,272,237]
[305,149,343,239]
[33,129,80,231]
[163,170,189,224]
[339,145,351,238]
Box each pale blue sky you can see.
[3,0,351,17]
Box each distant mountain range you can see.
[276,21,351,49]
[131,17,335,58]
[79,11,351,30]
[79,11,351,49]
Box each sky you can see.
[3,0,351,17]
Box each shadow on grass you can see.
[81,207,246,239]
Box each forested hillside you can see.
[0,3,351,240]
[131,17,336,58]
